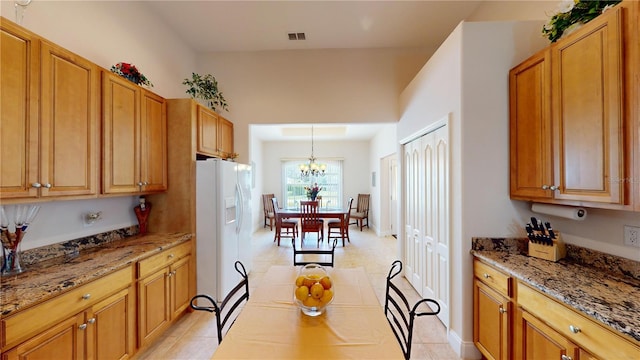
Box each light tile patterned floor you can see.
[136,227,463,360]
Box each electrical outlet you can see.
[623,225,640,247]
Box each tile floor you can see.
[136,227,463,360]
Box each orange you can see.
[302,277,318,288]
[295,276,306,287]
[310,283,325,299]
[319,288,333,304]
[295,285,310,301]
[319,276,332,290]
[303,296,321,308]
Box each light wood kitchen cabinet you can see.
[473,260,512,360]
[509,3,638,209]
[517,282,639,360]
[509,49,552,200]
[196,105,234,158]
[1,19,99,202]
[102,72,167,194]
[1,266,134,360]
[137,242,191,347]
[516,308,580,360]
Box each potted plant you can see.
[183,72,229,112]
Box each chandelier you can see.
[299,126,326,179]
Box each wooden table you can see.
[278,207,349,220]
[211,266,404,359]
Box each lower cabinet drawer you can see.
[1,266,133,349]
[518,282,640,359]
[474,260,512,297]
[138,241,191,278]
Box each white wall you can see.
[398,20,549,358]
[259,139,370,225]
[195,48,434,164]
[370,124,399,234]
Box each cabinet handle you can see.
[541,185,549,190]
[499,307,507,314]
[79,323,87,330]
[483,273,491,279]
[44,183,52,188]
[87,317,96,324]
[168,254,175,259]
[561,355,573,360]
[82,293,91,300]
[569,325,581,334]
[143,181,149,185]
[138,182,144,186]
[31,183,42,188]
[549,185,558,191]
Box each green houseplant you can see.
[183,73,229,112]
[542,0,621,42]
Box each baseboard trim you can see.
[448,329,482,359]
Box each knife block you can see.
[528,232,566,262]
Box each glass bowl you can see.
[293,263,334,316]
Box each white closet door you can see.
[404,124,449,327]
[433,126,449,326]
[405,140,422,290]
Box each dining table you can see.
[210,265,404,359]
[278,206,349,220]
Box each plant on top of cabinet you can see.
[542,0,621,42]
[110,62,154,87]
[183,72,229,112]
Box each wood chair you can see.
[327,197,353,246]
[350,193,370,231]
[272,197,298,246]
[292,238,337,267]
[262,193,276,230]
[190,261,250,344]
[300,200,324,244]
[384,260,440,360]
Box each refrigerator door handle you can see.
[236,183,243,235]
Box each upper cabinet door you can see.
[509,49,553,200]
[218,115,234,158]
[551,7,624,204]
[141,90,168,192]
[0,19,39,199]
[39,41,98,198]
[103,72,141,194]
[196,106,219,157]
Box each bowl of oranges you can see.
[293,263,334,316]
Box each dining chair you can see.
[189,261,250,344]
[384,260,440,360]
[327,197,353,246]
[292,238,337,267]
[300,200,324,244]
[262,193,276,230]
[272,197,298,246]
[350,193,370,231]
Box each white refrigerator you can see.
[196,158,252,302]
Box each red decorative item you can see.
[134,197,152,235]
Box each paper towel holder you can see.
[531,203,587,220]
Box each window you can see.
[282,160,343,209]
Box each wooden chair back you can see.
[384,260,440,360]
[190,261,250,344]
[356,193,370,213]
[300,200,323,243]
[262,193,275,229]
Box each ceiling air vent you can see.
[288,32,306,41]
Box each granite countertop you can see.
[471,241,640,344]
[0,232,192,317]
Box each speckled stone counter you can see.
[0,232,192,317]
[471,237,640,344]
